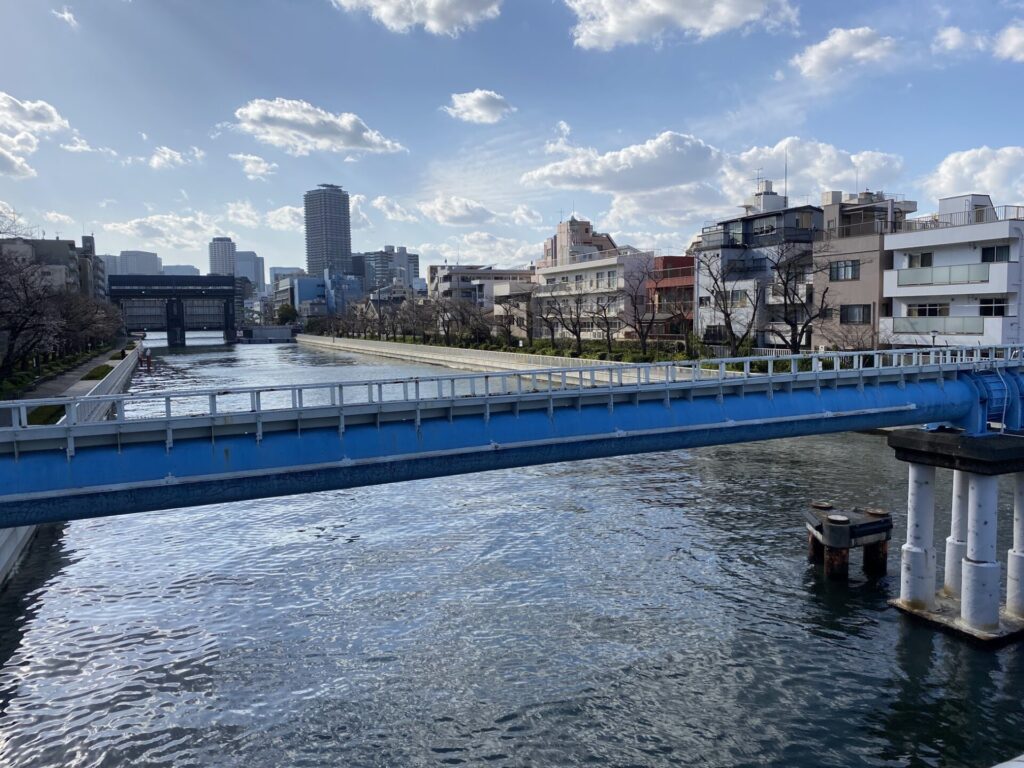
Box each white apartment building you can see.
[427,264,535,309]
[881,194,1024,347]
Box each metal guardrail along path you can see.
[0,346,1022,528]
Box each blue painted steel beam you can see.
[0,374,988,528]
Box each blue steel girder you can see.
[1,349,1020,529]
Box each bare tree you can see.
[588,293,619,356]
[545,283,588,355]
[763,241,830,354]
[493,294,518,347]
[0,251,62,379]
[697,250,763,357]
[619,253,663,357]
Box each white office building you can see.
[209,237,236,276]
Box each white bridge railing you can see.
[0,346,1021,434]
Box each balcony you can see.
[898,206,1024,232]
[892,316,985,335]
[884,261,1015,297]
[897,263,990,286]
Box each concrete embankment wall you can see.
[296,335,616,372]
[0,347,140,589]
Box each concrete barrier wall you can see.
[76,347,141,423]
[0,346,140,590]
[297,335,616,372]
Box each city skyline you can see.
[1,0,1024,272]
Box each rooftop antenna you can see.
[784,147,788,205]
[749,167,764,190]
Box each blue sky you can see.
[2,0,1024,272]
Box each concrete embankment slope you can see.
[296,335,617,372]
[0,347,140,588]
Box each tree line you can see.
[0,212,121,382]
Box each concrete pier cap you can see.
[887,428,1024,644]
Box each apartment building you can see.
[880,194,1024,347]
[427,264,535,309]
[696,180,822,348]
[813,190,918,349]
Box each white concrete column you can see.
[901,463,937,609]
[1008,473,1024,618]
[944,470,969,596]
[961,473,1001,631]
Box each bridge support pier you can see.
[888,430,1024,644]
[944,470,969,597]
[166,297,186,348]
[961,473,1001,631]
[900,463,937,610]
[1007,473,1024,618]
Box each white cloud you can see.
[265,205,304,232]
[229,152,277,180]
[509,204,543,227]
[0,91,70,179]
[442,89,516,124]
[350,194,373,229]
[59,133,118,158]
[225,200,263,228]
[522,130,722,193]
[234,97,405,156]
[722,136,904,203]
[418,231,540,269]
[372,195,419,222]
[43,210,74,226]
[104,211,225,251]
[330,0,501,36]
[521,128,905,230]
[418,193,497,226]
[995,23,1024,61]
[133,145,204,170]
[564,0,798,50]
[52,6,78,29]
[932,26,987,53]
[922,146,1024,202]
[791,27,897,79]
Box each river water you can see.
[0,334,1022,767]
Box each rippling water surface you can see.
[1,334,1022,767]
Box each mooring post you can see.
[863,539,888,578]
[823,514,850,581]
[1007,473,1024,618]
[961,473,1001,631]
[808,531,824,564]
[944,470,969,596]
[900,463,937,610]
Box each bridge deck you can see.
[0,346,1021,527]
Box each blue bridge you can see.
[0,346,1020,529]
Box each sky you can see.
[2,0,1024,273]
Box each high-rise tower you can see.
[304,183,352,276]
[208,237,236,276]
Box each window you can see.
[908,303,949,317]
[980,297,1008,316]
[574,274,583,284]
[839,304,871,324]
[698,296,711,307]
[908,252,933,268]
[829,260,861,281]
[607,270,617,284]
[982,245,1010,263]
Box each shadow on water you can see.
[0,525,73,711]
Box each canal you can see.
[0,334,1022,767]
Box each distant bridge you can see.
[108,274,236,347]
[0,346,1019,529]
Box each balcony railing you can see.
[892,316,985,335]
[896,263,990,287]
[897,206,1024,232]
